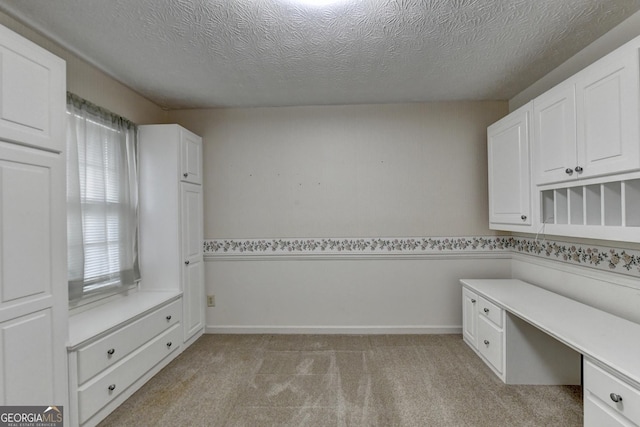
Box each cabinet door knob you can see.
[167,342,173,348]
[610,393,623,403]
[483,308,489,313]
[471,299,476,303]
[565,168,574,175]
[107,348,115,356]
[183,172,188,178]
[484,340,490,345]
[521,215,527,221]
[185,260,190,265]
[166,315,172,321]
[108,384,116,391]
[575,166,583,173]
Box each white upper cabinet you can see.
[576,45,640,180]
[534,38,640,186]
[488,102,533,230]
[533,82,577,185]
[0,25,65,152]
[180,128,203,185]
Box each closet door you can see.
[0,25,65,152]
[181,182,204,341]
[0,143,67,404]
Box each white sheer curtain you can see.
[67,93,140,301]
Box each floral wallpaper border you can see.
[203,236,640,278]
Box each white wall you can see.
[512,254,640,325]
[169,102,507,238]
[168,102,510,332]
[207,257,511,334]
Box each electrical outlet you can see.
[207,295,215,307]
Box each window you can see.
[66,93,140,301]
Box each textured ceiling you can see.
[1,0,639,109]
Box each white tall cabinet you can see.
[139,124,205,344]
[0,24,67,407]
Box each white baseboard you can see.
[205,325,462,335]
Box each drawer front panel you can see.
[78,324,181,424]
[478,317,504,374]
[585,393,634,427]
[478,296,503,328]
[77,299,181,384]
[584,359,640,425]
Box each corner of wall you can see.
[509,9,640,111]
[0,9,166,125]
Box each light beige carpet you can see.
[98,334,583,426]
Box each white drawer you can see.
[78,323,181,425]
[77,299,181,384]
[478,316,504,375]
[478,296,503,328]
[584,359,640,426]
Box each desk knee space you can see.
[463,283,580,385]
[461,278,640,426]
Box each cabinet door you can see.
[0,144,67,405]
[181,182,204,341]
[488,104,532,228]
[534,82,577,185]
[0,310,56,404]
[462,288,478,350]
[0,24,65,152]
[180,129,202,185]
[576,46,640,180]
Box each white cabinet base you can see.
[584,358,640,426]
[68,292,183,427]
[462,281,581,385]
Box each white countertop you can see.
[461,279,640,389]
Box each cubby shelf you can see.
[539,175,640,242]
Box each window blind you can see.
[66,93,140,301]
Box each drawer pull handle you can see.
[483,308,489,313]
[471,299,476,303]
[107,348,115,356]
[185,260,190,265]
[483,340,490,345]
[167,342,173,348]
[108,384,116,392]
[610,393,623,403]
[166,315,172,321]
[183,172,188,178]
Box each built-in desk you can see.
[461,279,640,426]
